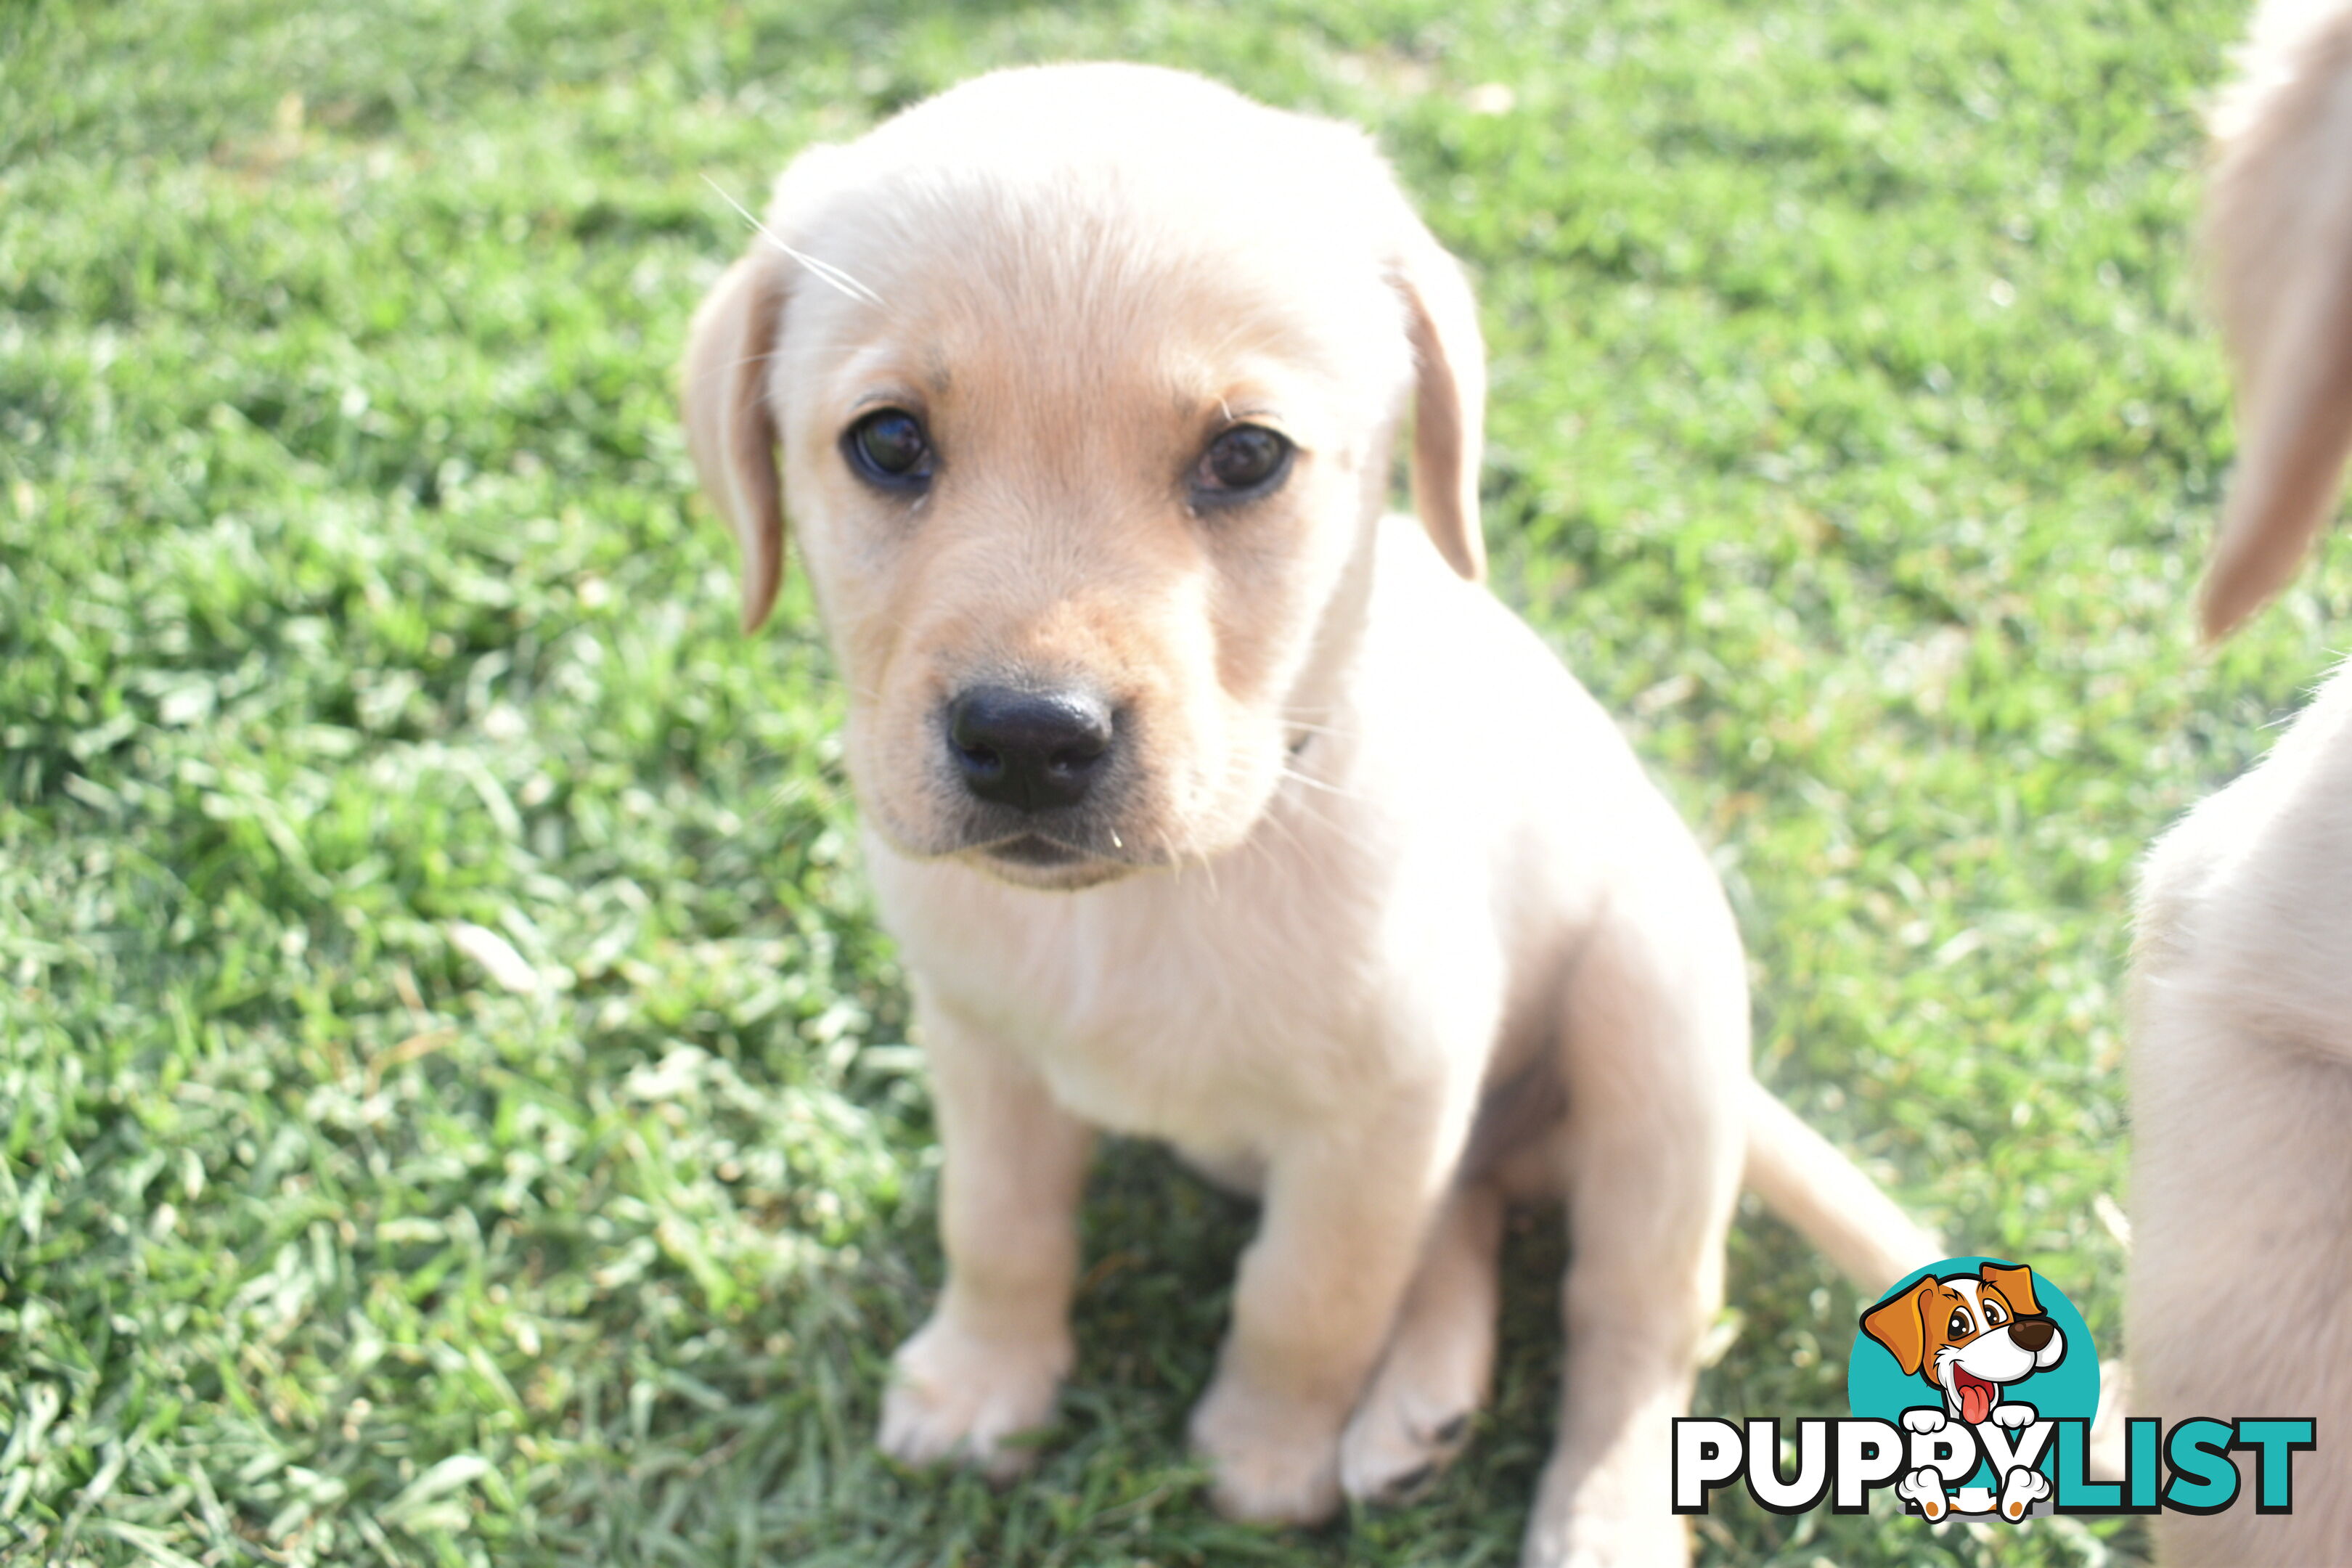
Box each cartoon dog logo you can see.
[1859,1262,2067,1521]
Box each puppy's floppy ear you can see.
[1979,1262,2043,1319]
[1389,219,1488,581]
[682,250,791,633]
[2201,7,2352,640]
[1860,1278,1940,1376]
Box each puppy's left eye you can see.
[1193,425,1292,501]
[1949,1308,1973,1337]
[844,408,934,491]
[1985,1302,2007,1325]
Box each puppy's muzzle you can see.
[946,685,1116,813]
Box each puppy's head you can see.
[682,64,1483,889]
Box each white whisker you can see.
[703,176,886,308]
[1276,764,1360,801]
[1266,772,1384,859]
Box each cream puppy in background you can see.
[2131,1,2352,1563]
[682,63,1935,1565]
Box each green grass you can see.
[1,0,2331,1561]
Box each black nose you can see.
[2010,1318,2055,1353]
[945,686,1115,812]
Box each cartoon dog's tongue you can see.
[1955,1368,1997,1425]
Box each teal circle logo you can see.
[1847,1257,2098,1518]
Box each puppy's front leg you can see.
[1190,1099,1464,1526]
[1522,897,1746,1568]
[880,1000,1094,1479]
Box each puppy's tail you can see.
[1743,1081,1943,1293]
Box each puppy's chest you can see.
[882,870,1398,1148]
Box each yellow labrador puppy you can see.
[2132,1,2352,1561]
[683,63,1935,1564]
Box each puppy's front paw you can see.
[1188,1378,1344,1526]
[1517,1443,1686,1568]
[1516,1508,1688,1568]
[878,1311,1071,1480]
[1990,1402,2036,1429]
[1901,1408,1948,1434]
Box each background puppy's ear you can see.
[1979,1262,2043,1319]
[1860,1278,1938,1376]
[1389,221,1488,581]
[682,251,790,633]
[2202,4,2352,640]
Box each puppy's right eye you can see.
[844,409,934,490]
[1193,424,1293,502]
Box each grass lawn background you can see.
[2,0,2335,1561]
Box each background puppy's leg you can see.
[1521,895,1746,1568]
[1188,1094,1472,1527]
[1338,1178,1506,1503]
[880,1000,1094,1479]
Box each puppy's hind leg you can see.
[1521,886,1747,1568]
[1339,1179,1506,1503]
